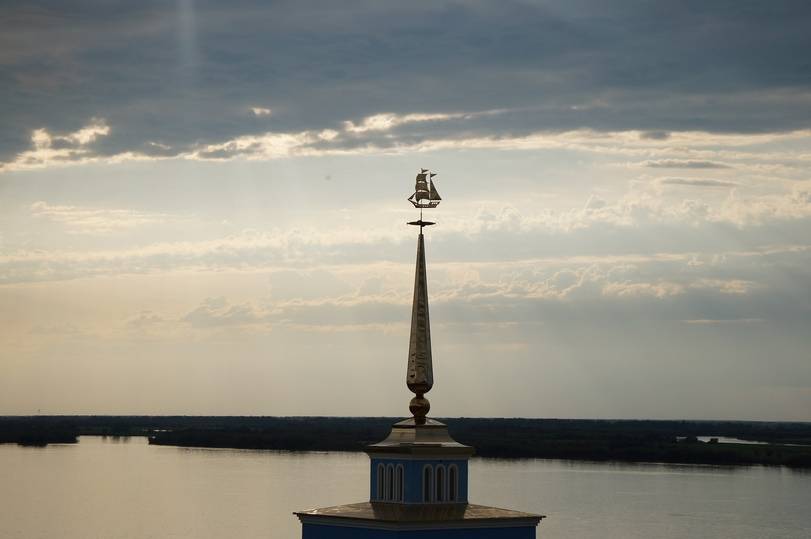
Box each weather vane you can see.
[407,168,441,229]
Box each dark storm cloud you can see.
[2,0,811,163]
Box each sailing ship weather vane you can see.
[407,168,441,229]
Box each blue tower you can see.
[296,170,544,538]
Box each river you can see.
[1,436,809,538]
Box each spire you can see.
[405,168,441,425]
[406,232,433,424]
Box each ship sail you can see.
[415,173,430,201]
[429,180,441,200]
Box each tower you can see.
[295,169,544,538]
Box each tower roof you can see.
[365,417,474,457]
[296,502,544,528]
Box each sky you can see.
[1,1,810,420]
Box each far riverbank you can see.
[2,416,810,467]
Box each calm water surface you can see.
[1,436,809,538]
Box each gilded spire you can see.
[406,231,433,424]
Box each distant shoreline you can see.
[3,416,811,467]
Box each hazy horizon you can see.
[1,1,810,421]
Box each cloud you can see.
[641,159,731,169]
[639,131,671,141]
[3,108,811,171]
[165,243,808,333]
[2,2,811,165]
[28,323,84,336]
[718,187,811,225]
[3,184,811,284]
[691,279,757,295]
[190,130,341,161]
[0,227,405,284]
[343,112,466,133]
[3,119,114,171]
[30,201,171,234]
[181,293,407,330]
[251,107,272,117]
[682,318,764,325]
[60,121,110,145]
[602,281,685,299]
[658,178,738,188]
[126,310,167,329]
[183,296,270,328]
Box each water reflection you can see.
[478,456,763,476]
[0,436,809,539]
